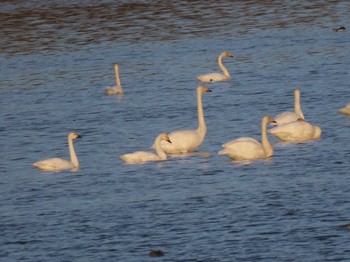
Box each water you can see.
[1,1,350,261]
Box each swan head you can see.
[198,85,212,93]
[68,133,82,140]
[114,64,119,70]
[294,88,301,96]
[221,51,234,58]
[263,116,276,125]
[160,133,171,144]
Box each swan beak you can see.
[208,89,212,92]
[165,135,172,143]
[77,134,82,138]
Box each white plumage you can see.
[33,133,81,171]
[219,116,275,161]
[197,51,234,82]
[121,133,171,164]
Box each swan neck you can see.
[261,118,273,157]
[197,89,206,139]
[114,66,123,93]
[68,136,79,167]
[154,137,168,160]
[218,54,230,78]
[294,90,304,119]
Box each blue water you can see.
[1,1,350,261]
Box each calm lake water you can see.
[1,1,350,261]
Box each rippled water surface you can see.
[1,1,350,261]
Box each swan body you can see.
[154,86,211,154]
[219,116,275,161]
[197,52,234,82]
[338,103,350,116]
[268,119,321,142]
[273,88,304,126]
[33,133,81,171]
[105,64,123,95]
[121,133,171,164]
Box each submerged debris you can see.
[149,250,165,257]
[333,26,346,32]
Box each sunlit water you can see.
[1,1,350,261]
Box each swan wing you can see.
[338,103,350,116]
[33,158,74,171]
[220,139,265,160]
[120,151,160,164]
[273,111,303,125]
[159,130,202,154]
[268,121,318,142]
[197,73,229,83]
[105,85,122,95]
[223,137,257,148]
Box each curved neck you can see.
[218,54,230,78]
[294,90,304,119]
[261,118,273,157]
[68,137,79,167]
[114,66,123,93]
[196,89,206,139]
[154,137,167,160]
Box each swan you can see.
[338,103,350,116]
[272,88,304,126]
[154,86,211,154]
[121,133,171,164]
[218,116,275,161]
[268,118,321,142]
[197,51,234,82]
[33,133,82,171]
[104,64,123,95]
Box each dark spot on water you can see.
[149,250,165,257]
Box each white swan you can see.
[105,64,123,95]
[272,88,304,126]
[268,119,321,142]
[154,86,211,154]
[197,51,234,82]
[121,133,171,164]
[218,116,275,161]
[338,103,350,116]
[33,133,81,171]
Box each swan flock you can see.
[34,50,343,169]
